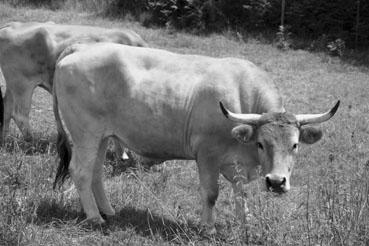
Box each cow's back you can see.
[0,21,147,91]
[43,23,147,47]
[0,22,56,86]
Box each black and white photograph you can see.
[0,0,368,245]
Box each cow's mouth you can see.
[265,176,288,194]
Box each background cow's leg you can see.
[111,137,124,160]
[70,143,104,224]
[196,152,220,235]
[92,137,115,217]
[11,82,36,141]
[1,87,13,144]
[1,74,37,142]
[221,163,255,223]
[232,182,248,224]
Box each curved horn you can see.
[296,100,340,125]
[219,101,261,125]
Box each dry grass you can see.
[0,3,368,245]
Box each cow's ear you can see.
[300,126,322,144]
[231,124,254,144]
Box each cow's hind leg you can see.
[92,137,115,217]
[70,142,104,224]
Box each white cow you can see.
[53,43,339,234]
[0,21,147,143]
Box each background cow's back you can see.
[0,21,147,143]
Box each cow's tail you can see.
[0,85,4,137]
[0,26,6,136]
[52,72,72,189]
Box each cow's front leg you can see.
[232,182,249,224]
[196,154,220,235]
[221,162,256,223]
[92,138,115,217]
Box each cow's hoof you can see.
[100,211,114,222]
[101,206,115,216]
[81,215,105,226]
[200,225,217,237]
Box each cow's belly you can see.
[115,130,187,160]
[59,96,189,160]
[109,101,190,160]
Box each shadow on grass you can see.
[35,199,83,224]
[108,207,201,242]
[34,200,203,243]
[2,133,57,155]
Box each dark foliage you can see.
[124,0,369,49]
[4,0,369,48]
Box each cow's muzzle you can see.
[265,174,288,193]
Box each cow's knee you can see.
[206,189,218,207]
[69,161,93,189]
[199,176,219,209]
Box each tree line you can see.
[5,0,369,50]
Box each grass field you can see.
[0,3,368,246]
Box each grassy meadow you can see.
[0,3,368,245]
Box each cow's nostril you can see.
[281,177,286,186]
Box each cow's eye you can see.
[257,142,264,150]
[292,143,298,151]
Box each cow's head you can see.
[220,101,340,193]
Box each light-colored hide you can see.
[53,43,339,234]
